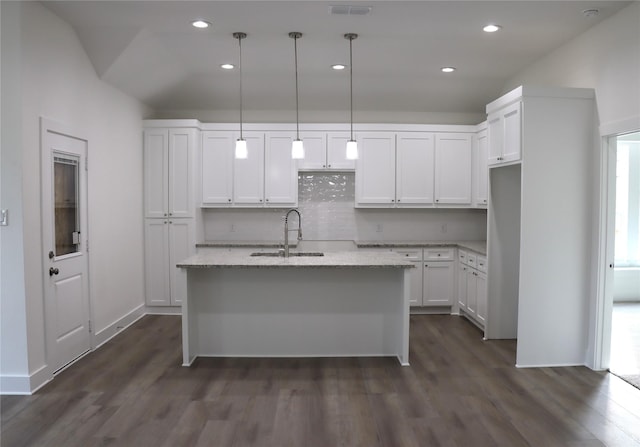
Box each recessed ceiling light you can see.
[441,67,456,73]
[221,63,234,70]
[332,64,346,70]
[191,20,211,29]
[483,24,501,33]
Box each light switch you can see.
[0,209,7,226]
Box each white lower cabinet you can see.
[423,261,454,306]
[457,249,487,327]
[144,218,194,306]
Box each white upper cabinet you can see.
[297,132,355,170]
[201,131,234,205]
[233,132,265,205]
[265,132,298,207]
[144,128,196,218]
[396,133,435,206]
[434,133,472,205]
[487,100,522,166]
[355,132,396,206]
[474,128,488,207]
[326,132,356,170]
[296,132,328,170]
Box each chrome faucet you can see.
[283,208,302,257]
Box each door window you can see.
[54,154,80,256]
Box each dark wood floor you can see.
[3,315,640,447]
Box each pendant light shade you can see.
[233,32,248,159]
[289,32,304,159]
[345,33,358,160]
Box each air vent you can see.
[329,5,372,16]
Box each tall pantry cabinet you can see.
[143,126,198,307]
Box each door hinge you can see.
[86,239,89,252]
[85,157,88,171]
[88,320,92,333]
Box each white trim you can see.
[599,115,640,137]
[145,306,182,315]
[93,304,146,349]
[515,362,584,368]
[0,365,51,395]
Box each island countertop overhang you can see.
[177,250,415,269]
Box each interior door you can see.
[41,121,91,374]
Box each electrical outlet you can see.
[441,223,448,233]
[376,223,383,233]
[0,209,7,226]
[230,223,236,232]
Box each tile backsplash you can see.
[202,173,487,242]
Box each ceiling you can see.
[43,1,630,117]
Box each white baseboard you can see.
[145,305,181,315]
[0,365,50,395]
[94,304,145,349]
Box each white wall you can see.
[503,2,640,132]
[1,2,150,393]
[502,2,640,368]
[614,269,640,302]
[203,173,487,242]
[1,1,30,393]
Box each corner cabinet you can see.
[143,126,197,307]
[473,127,488,207]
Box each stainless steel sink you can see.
[250,251,324,257]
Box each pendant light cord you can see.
[294,35,300,140]
[349,36,353,141]
[233,32,247,140]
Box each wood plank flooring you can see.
[3,314,640,446]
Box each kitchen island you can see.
[177,251,414,366]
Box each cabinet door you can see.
[144,219,170,306]
[355,132,396,206]
[434,133,472,205]
[265,132,298,207]
[466,270,477,317]
[233,133,265,205]
[423,262,454,306]
[144,129,169,218]
[457,263,468,310]
[396,132,435,206]
[487,113,503,166]
[474,129,488,206]
[168,219,194,306]
[408,261,424,307]
[201,131,234,205]
[502,101,522,163]
[168,129,195,218]
[297,132,327,170]
[475,271,487,325]
[327,132,356,170]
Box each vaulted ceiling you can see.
[43,1,630,116]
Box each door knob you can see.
[49,267,59,276]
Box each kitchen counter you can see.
[177,250,415,269]
[356,240,487,255]
[196,241,295,248]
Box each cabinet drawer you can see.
[424,248,454,261]
[476,255,487,272]
[394,249,422,261]
[458,249,468,264]
[467,253,477,268]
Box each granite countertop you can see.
[177,250,415,269]
[356,240,487,255]
[196,241,295,248]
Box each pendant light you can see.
[233,32,248,159]
[289,32,305,159]
[345,33,358,160]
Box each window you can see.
[614,132,640,267]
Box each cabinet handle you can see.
[323,165,326,168]
[437,253,441,257]
[169,221,173,224]
[266,199,269,202]
[391,199,395,202]
[328,164,331,168]
[228,199,231,202]
[397,199,401,202]
[169,213,172,216]
[164,221,167,224]
[164,213,167,217]
[260,199,263,202]
[435,199,439,203]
